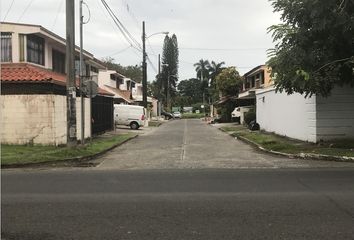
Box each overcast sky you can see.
[1,0,281,81]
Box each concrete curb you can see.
[1,135,139,169]
[217,127,354,163]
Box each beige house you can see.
[238,65,273,100]
[1,22,113,145]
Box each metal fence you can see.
[91,96,113,135]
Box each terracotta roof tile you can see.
[1,63,113,96]
[104,85,133,103]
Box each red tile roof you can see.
[104,85,133,103]
[1,63,113,96]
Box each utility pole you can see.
[66,0,77,146]
[79,0,85,145]
[142,21,148,108]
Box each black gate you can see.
[91,96,113,135]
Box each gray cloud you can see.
[1,0,281,81]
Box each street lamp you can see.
[142,21,168,108]
[147,31,169,39]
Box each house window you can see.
[126,80,131,90]
[27,34,44,65]
[75,58,80,76]
[1,32,12,62]
[116,76,123,89]
[52,49,65,74]
[251,76,255,88]
[90,66,98,73]
[85,64,90,76]
[19,34,25,62]
[261,71,265,85]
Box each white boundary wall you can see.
[256,87,317,142]
[256,86,354,142]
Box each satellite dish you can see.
[82,75,98,98]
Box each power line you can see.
[146,38,156,56]
[120,0,140,29]
[147,44,269,52]
[17,0,35,22]
[146,55,157,74]
[101,0,142,50]
[103,45,132,58]
[51,0,64,31]
[100,0,158,76]
[179,47,269,51]
[3,0,15,21]
[101,0,136,48]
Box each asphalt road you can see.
[2,120,354,239]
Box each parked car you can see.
[231,106,253,124]
[161,111,174,120]
[114,104,145,130]
[173,111,181,119]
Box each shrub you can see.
[217,101,235,123]
[182,113,205,119]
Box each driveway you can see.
[97,119,354,169]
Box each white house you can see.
[256,85,354,142]
[1,22,113,145]
[97,69,159,117]
[97,69,134,104]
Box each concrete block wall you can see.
[1,94,92,145]
[1,95,58,145]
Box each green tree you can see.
[194,59,211,103]
[268,0,354,97]
[102,57,142,83]
[208,61,225,102]
[177,78,203,103]
[148,80,164,100]
[194,59,210,81]
[161,34,179,108]
[216,67,242,97]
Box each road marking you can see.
[180,119,187,163]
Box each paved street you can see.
[2,120,354,239]
[98,119,354,169]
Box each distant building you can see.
[1,22,114,145]
[238,64,354,142]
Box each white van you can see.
[114,104,145,130]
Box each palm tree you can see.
[194,59,211,103]
[194,59,210,81]
[208,61,225,103]
[208,61,225,82]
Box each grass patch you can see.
[229,126,354,158]
[148,121,162,127]
[220,125,245,132]
[182,113,205,119]
[1,133,136,166]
